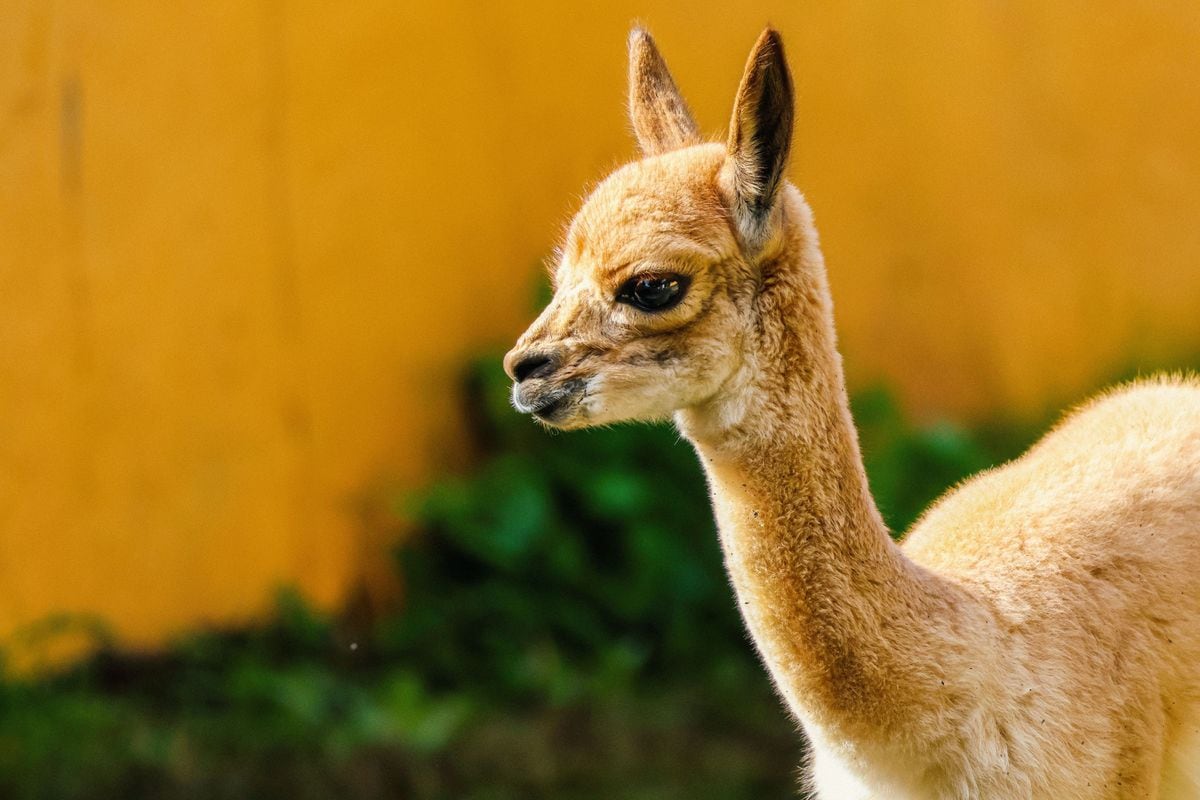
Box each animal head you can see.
[504,27,797,430]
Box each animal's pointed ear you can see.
[724,28,795,249]
[628,27,702,156]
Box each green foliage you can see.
[0,356,1043,800]
[391,358,750,698]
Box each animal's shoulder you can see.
[1041,374,1200,454]
[900,374,1200,573]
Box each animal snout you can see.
[505,349,561,383]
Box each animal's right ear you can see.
[723,28,794,250]
[628,27,701,156]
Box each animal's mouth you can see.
[513,380,584,423]
[530,394,570,421]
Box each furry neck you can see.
[676,191,991,745]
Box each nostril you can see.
[513,353,557,383]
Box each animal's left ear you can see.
[723,28,794,249]
[628,27,702,156]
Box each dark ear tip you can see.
[760,27,785,55]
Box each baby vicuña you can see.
[504,27,1200,799]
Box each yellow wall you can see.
[3,1,1199,648]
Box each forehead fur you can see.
[566,143,733,273]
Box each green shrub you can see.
[0,356,1048,799]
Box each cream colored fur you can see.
[503,27,1200,799]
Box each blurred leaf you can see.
[0,350,1088,800]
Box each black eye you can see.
[616,274,689,312]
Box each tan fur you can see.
[504,28,1200,799]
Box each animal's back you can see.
[901,375,1200,797]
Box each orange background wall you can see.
[3,1,1199,649]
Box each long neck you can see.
[678,193,992,742]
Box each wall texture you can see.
[3,1,1199,649]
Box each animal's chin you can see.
[534,411,587,430]
[513,380,587,427]
[513,379,687,430]
[530,395,575,425]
